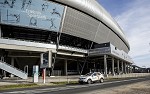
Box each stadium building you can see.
[0,0,133,79]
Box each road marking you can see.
[3,77,147,94]
[101,77,145,85]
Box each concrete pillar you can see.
[104,55,108,77]
[126,63,129,73]
[48,50,52,68]
[130,64,132,73]
[64,59,67,76]
[3,70,6,77]
[10,57,15,77]
[121,61,124,73]
[0,25,1,37]
[77,62,79,74]
[128,64,130,73]
[94,62,96,71]
[130,64,133,73]
[129,64,131,73]
[112,57,115,76]
[124,62,127,74]
[117,60,120,74]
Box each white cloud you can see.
[115,0,150,67]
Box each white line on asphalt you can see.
[101,77,145,85]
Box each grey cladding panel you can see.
[94,22,129,53]
[62,7,99,41]
[122,43,128,53]
[107,31,121,49]
[94,23,110,43]
[107,30,128,53]
[62,7,129,53]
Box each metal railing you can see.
[0,58,28,79]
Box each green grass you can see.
[0,83,38,90]
[105,76,141,81]
[51,81,78,85]
[0,81,78,91]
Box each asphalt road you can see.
[1,76,150,94]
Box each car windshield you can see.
[85,73,93,76]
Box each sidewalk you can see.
[0,73,150,86]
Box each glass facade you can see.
[0,0,64,32]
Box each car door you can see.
[97,72,101,80]
[92,73,98,81]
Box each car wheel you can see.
[100,78,104,83]
[87,79,92,84]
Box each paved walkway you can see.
[0,73,150,86]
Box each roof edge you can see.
[55,0,130,50]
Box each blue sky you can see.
[98,0,132,17]
[98,0,150,68]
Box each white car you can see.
[79,72,104,84]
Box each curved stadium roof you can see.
[55,0,130,50]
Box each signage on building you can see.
[88,43,133,63]
[40,51,52,68]
[88,47,111,56]
[110,44,133,63]
[0,0,64,32]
